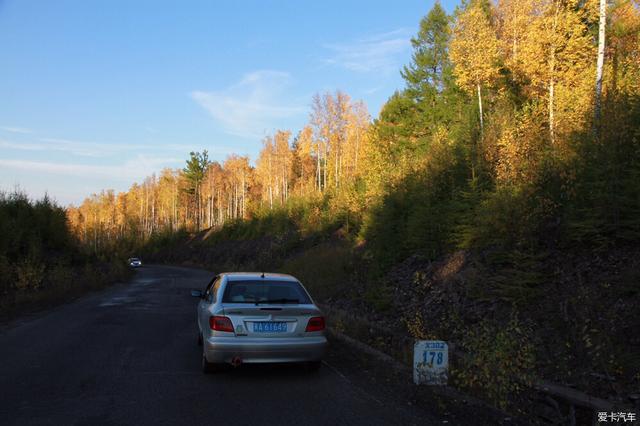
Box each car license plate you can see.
[253,322,287,333]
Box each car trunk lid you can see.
[223,303,321,337]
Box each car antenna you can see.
[261,272,265,279]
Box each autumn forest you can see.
[66,0,639,262]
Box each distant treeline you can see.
[0,191,129,316]
[0,191,74,292]
[66,92,370,252]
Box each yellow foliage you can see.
[450,0,501,92]
[517,0,596,141]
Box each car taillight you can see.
[305,316,325,332]
[209,316,234,333]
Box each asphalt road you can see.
[0,265,449,426]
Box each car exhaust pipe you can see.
[230,356,242,368]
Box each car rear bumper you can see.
[204,335,327,364]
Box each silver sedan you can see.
[192,272,327,373]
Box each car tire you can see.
[197,332,203,346]
[306,361,322,372]
[202,351,221,374]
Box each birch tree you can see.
[594,0,607,131]
[518,0,595,144]
[274,130,292,204]
[450,0,501,133]
[496,0,536,81]
[292,126,316,193]
[256,136,276,209]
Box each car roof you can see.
[221,272,298,282]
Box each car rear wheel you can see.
[202,351,222,374]
[197,332,202,346]
[306,361,322,372]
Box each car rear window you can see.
[222,280,312,304]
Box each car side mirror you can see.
[191,290,203,298]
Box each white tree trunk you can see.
[477,84,484,133]
[549,5,559,145]
[594,0,606,128]
[549,80,555,144]
[316,146,321,191]
[354,128,360,175]
[323,143,328,191]
[241,172,246,219]
[173,183,177,231]
[334,143,339,189]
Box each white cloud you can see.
[362,86,384,95]
[160,143,234,155]
[0,137,150,158]
[191,70,305,139]
[0,126,33,134]
[38,138,148,158]
[323,29,411,73]
[0,137,227,159]
[0,155,181,181]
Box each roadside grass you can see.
[280,241,354,302]
[0,190,134,323]
[0,260,132,322]
[143,229,190,256]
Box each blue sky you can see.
[0,0,457,205]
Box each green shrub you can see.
[280,242,354,302]
[15,260,46,291]
[363,283,393,313]
[0,255,12,296]
[455,315,536,409]
[46,263,75,292]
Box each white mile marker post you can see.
[414,340,448,385]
